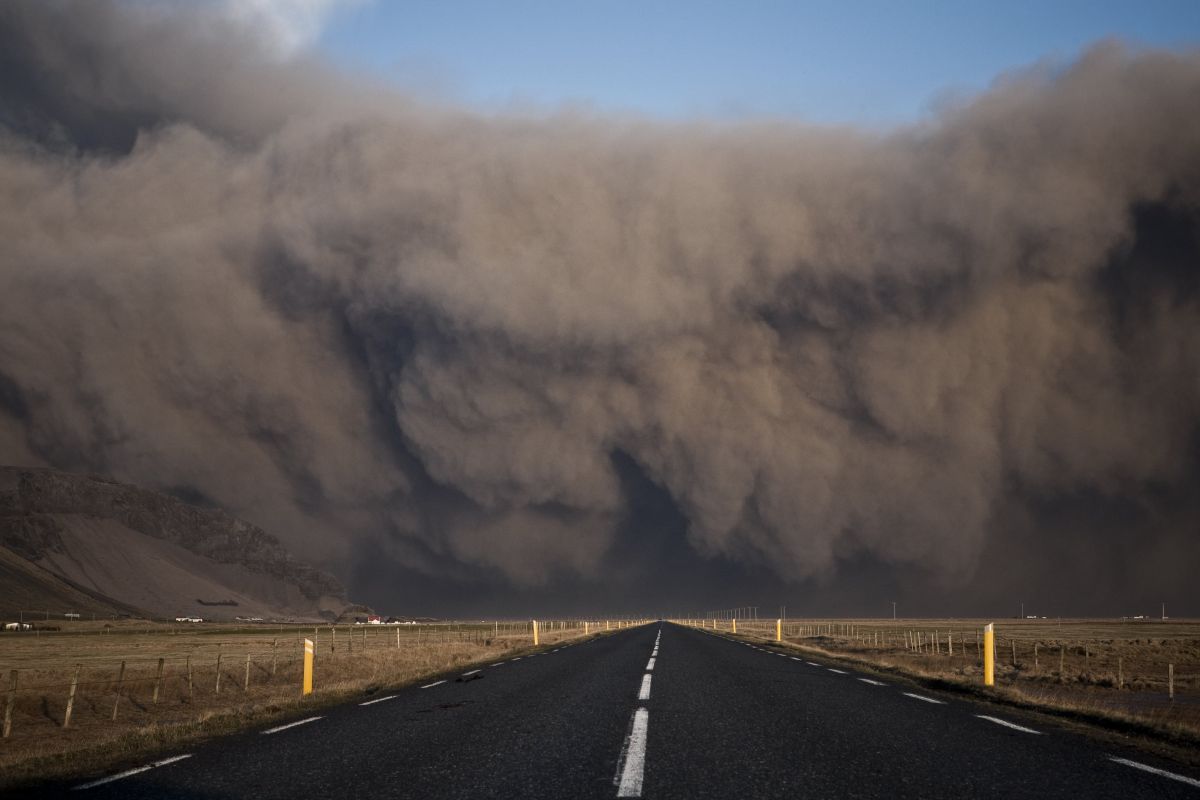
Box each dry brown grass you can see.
[704,617,1200,747]
[0,619,597,788]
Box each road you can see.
[17,622,1200,799]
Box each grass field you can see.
[0,618,618,787]
[700,617,1200,744]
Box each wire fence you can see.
[0,618,636,745]
[682,617,1199,707]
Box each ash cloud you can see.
[2,0,1199,615]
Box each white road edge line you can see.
[1109,757,1200,788]
[827,668,847,674]
[638,674,652,701]
[261,716,323,735]
[615,707,649,797]
[976,715,1041,734]
[902,692,945,705]
[73,754,193,791]
[490,661,505,666]
[462,669,481,676]
[359,695,398,706]
[645,657,656,671]
[858,678,886,686]
[806,662,819,666]
[789,657,802,661]
[420,680,447,689]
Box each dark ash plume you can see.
[1,1,1198,614]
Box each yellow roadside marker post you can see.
[302,638,314,696]
[732,618,737,634]
[983,623,995,687]
[585,621,589,635]
[776,619,782,642]
[533,620,539,646]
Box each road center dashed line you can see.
[73,754,193,791]
[858,678,886,686]
[638,674,652,701]
[902,692,945,705]
[420,680,447,689]
[827,668,847,674]
[261,716,323,735]
[490,661,505,666]
[359,695,397,706]
[615,707,649,798]
[462,669,480,676]
[646,657,656,671]
[976,715,1041,734]
[1109,757,1200,788]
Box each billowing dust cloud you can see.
[2,1,1198,611]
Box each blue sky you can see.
[317,1,1200,126]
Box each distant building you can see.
[174,616,204,623]
[367,615,382,624]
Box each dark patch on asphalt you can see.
[418,700,477,713]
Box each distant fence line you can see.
[676,618,1196,699]
[0,618,650,740]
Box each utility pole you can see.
[1020,601,1024,619]
[1162,602,1166,621]
[892,601,896,620]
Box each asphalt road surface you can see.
[16,623,1200,799]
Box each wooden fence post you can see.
[244,653,251,691]
[1034,643,1039,670]
[272,639,279,676]
[396,627,400,649]
[186,655,193,701]
[63,665,80,729]
[152,658,165,704]
[111,660,126,721]
[215,653,223,695]
[0,670,17,739]
[1169,664,1174,700]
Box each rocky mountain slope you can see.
[0,467,352,621]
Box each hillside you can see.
[0,467,353,621]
